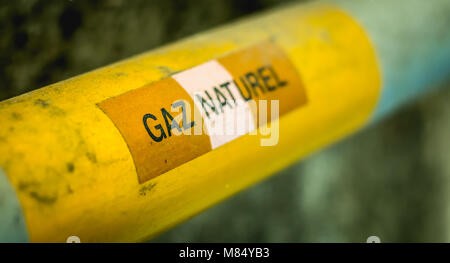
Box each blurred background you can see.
[1,0,450,242]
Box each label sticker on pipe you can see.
[98,41,307,183]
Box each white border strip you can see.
[173,60,256,149]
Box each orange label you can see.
[218,41,307,126]
[98,41,307,184]
[98,78,212,183]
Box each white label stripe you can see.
[172,60,256,149]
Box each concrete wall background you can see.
[1,0,450,242]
